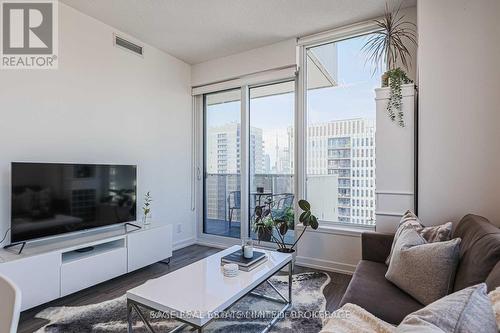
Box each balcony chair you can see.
[0,274,21,333]
[227,190,241,230]
[271,193,295,229]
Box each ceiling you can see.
[61,0,416,65]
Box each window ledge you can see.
[295,224,374,237]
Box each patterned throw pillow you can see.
[385,210,453,265]
[398,284,497,333]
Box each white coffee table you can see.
[126,245,293,333]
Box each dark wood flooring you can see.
[18,245,351,333]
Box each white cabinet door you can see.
[60,248,127,296]
[0,252,61,311]
[127,224,172,272]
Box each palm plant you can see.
[362,3,417,126]
[362,3,417,73]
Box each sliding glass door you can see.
[203,89,241,238]
[201,79,296,242]
[249,81,295,243]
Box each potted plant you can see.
[142,191,152,225]
[253,216,274,242]
[283,206,295,230]
[362,3,417,126]
[253,199,319,253]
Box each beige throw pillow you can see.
[385,227,461,305]
[385,210,453,266]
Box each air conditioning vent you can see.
[114,34,143,56]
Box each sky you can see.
[206,33,383,166]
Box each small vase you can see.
[143,215,151,225]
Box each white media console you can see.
[0,223,172,311]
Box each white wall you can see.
[398,6,418,83]
[0,3,195,247]
[191,38,296,86]
[295,228,361,274]
[418,0,500,226]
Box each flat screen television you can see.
[11,162,137,243]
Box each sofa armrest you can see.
[361,232,395,263]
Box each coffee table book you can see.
[221,249,267,271]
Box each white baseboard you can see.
[191,238,357,275]
[173,237,197,251]
[295,255,356,275]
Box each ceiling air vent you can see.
[113,34,144,57]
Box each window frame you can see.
[297,21,382,230]
[194,70,298,247]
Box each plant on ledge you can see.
[385,68,413,126]
[362,3,417,127]
[253,199,319,253]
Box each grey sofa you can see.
[339,214,500,325]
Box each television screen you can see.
[11,163,137,243]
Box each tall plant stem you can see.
[269,231,284,248]
[273,225,287,248]
[290,226,308,250]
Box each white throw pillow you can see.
[321,303,395,333]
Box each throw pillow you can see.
[398,283,497,333]
[385,210,452,265]
[321,303,396,333]
[385,227,461,305]
[489,287,500,331]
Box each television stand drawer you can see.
[60,239,127,296]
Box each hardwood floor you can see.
[18,245,351,333]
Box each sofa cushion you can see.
[339,260,423,325]
[453,214,500,291]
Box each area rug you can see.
[35,271,330,333]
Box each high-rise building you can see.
[206,123,264,174]
[205,123,264,221]
[302,118,376,225]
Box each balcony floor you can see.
[204,218,295,244]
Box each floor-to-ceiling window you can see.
[203,89,241,238]
[248,81,295,243]
[198,27,382,244]
[305,33,382,227]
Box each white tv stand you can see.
[0,223,172,311]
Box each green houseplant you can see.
[362,3,417,127]
[253,199,319,253]
[385,68,413,126]
[142,191,152,225]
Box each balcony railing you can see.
[204,173,375,230]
